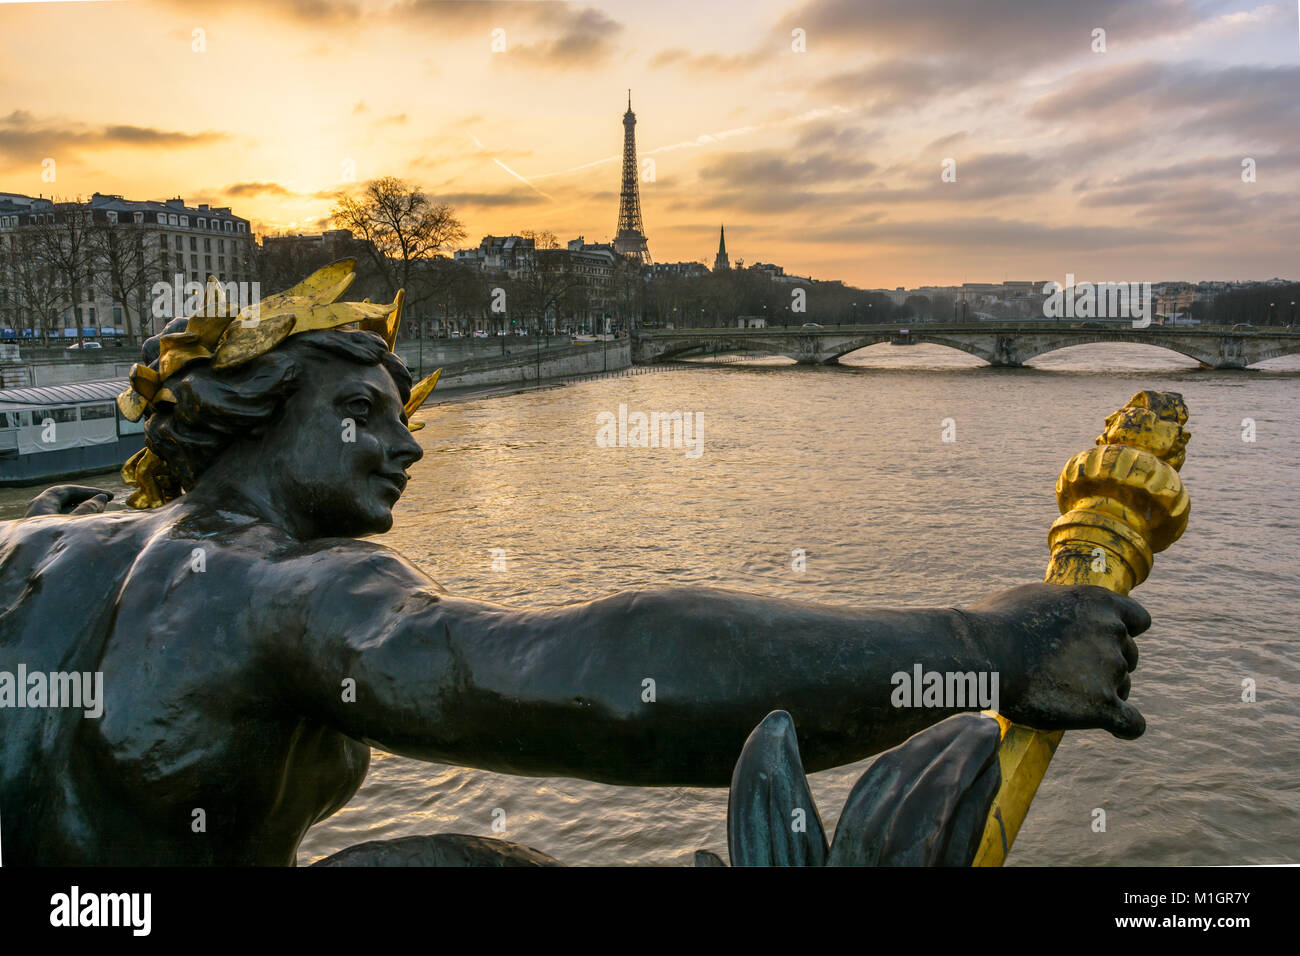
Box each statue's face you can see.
[257,356,424,539]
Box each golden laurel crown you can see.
[116,259,441,508]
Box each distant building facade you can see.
[748,261,784,281]
[453,234,537,276]
[261,228,355,253]
[649,261,709,279]
[0,191,254,342]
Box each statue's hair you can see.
[144,329,412,490]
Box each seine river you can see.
[5,342,1298,866]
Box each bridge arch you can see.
[1007,333,1219,367]
[824,333,1008,365]
[1021,339,1202,368]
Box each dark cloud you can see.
[809,215,1179,251]
[680,147,1065,216]
[1020,57,1300,238]
[1026,62,1165,121]
[156,0,624,69]
[813,57,989,112]
[794,120,878,151]
[396,2,623,68]
[502,7,623,69]
[1028,60,1300,149]
[224,182,298,198]
[1071,153,1300,196]
[0,111,227,166]
[843,152,1062,205]
[925,131,967,151]
[683,188,872,215]
[698,149,877,189]
[156,0,361,23]
[787,1,1218,113]
[436,189,546,208]
[788,0,1198,66]
[1075,182,1297,231]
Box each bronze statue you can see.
[0,262,1149,866]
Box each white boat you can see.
[0,379,145,486]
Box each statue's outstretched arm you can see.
[289,549,1146,787]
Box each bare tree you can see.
[609,257,645,328]
[32,197,95,336]
[2,230,63,341]
[330,177,466,313]
[515,232,583,336]
[90,216,160,343]
[518,229,559,250]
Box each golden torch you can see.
[972,390,1191,866]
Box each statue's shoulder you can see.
[255,534,442,593]
[0,510,166,607]
[0,508,154,554]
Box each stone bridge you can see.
[631,324,1300,370]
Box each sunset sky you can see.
[1,0,1297,287]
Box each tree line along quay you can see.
[1,181,1296,355]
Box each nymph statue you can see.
[0,262,1147,865]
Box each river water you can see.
[5,342,1297,866]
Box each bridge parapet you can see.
[631,325,1300,369]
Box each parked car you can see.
[801,322,824,329]
[65,341,102,350]
[1232,323,1254,331]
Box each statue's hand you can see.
[25,484,114,517]
[970,583,1149,739]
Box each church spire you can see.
[713,224,730,272]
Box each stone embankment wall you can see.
[0,340,632,389]
[435,341,631,389]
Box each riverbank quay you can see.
[419,360,704,407]
[0,336,625,389]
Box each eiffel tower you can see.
[613,90,651,264]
